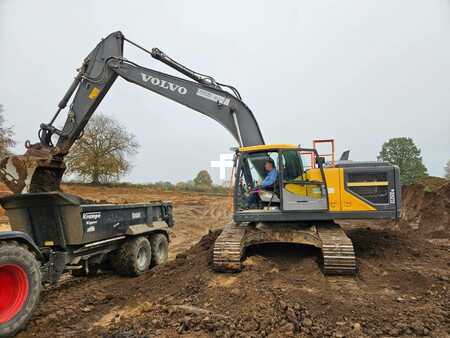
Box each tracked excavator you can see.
[1,31,401,276]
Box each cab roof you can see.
[238,144,297,153]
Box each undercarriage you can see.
[213,221,356,275]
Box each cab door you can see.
[280,149,329,211]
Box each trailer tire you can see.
[150,233,169,267]
[0,241,41,337]
[113,237,152,277]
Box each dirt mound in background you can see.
[401,177,450,238]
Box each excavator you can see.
[0,31,401,276]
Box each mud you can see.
[0,182,448,337]
[15,225,449,338]
[400,177,450,240]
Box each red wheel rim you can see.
[0,264,29,323]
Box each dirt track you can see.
[0,182,449,337]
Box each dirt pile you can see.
[17,227,445,338]
[0,183,447,337]
[94,229,449,337]
[401,177,450,238]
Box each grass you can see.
[62,180,231,196]
[423,185,433,193]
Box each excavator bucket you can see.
[0,153,65,194]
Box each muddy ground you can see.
[0,180,449,337]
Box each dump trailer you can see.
[0,192,173,336]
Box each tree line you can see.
[0,105,15,159]
[0,107,448,186]
[63,171,229,195]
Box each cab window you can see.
[281,150,304,181]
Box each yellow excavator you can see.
[0,31,401,276]
[216,141,400,274]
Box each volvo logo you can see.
[141,73,187,95]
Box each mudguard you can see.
[0,231,43,261]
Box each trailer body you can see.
[1,192,173,283]
[2,192,173,246]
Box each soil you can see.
[400,177,450,241]
[0,181,448,337]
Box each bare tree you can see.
[65,114,139,184]
[0,104,15,159]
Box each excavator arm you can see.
[0,31,264,193]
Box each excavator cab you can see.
[234,144,328,214]
[235,150,280,209]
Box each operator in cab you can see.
[247,159,278,208]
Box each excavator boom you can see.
[0,31,264,193]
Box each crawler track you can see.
[212,222,246,272]
[316,222,356,275]
[213,221,357,275]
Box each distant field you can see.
[0,222,10,232]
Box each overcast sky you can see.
[1,0,449,183]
